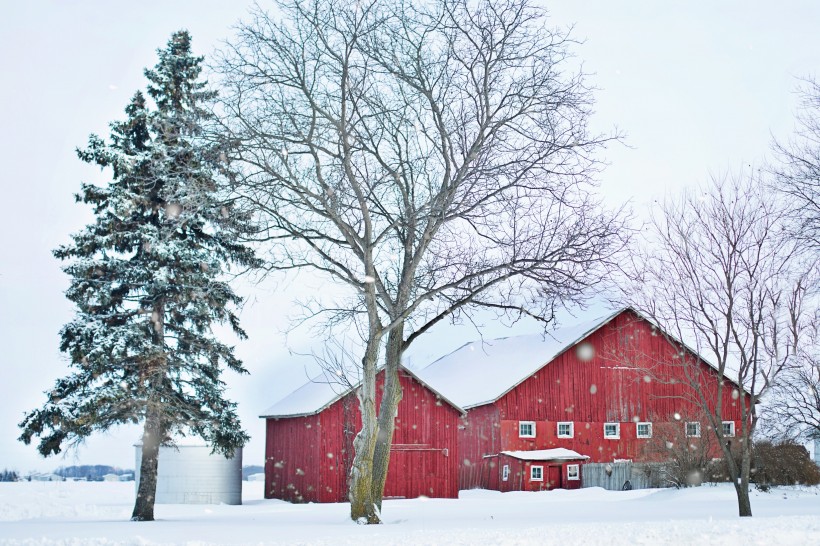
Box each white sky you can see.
[2,1,819,473]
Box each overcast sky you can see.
[2,1,819,473]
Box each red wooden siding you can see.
[457,404,500,490]
[459,310,749,487]
[383,370,459,498]
[494,311,744,424]
[495,418,741,463]
[265,369,460,503]
[265,414,322,502]
[497,456,524,492]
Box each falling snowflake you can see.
[165,203,182,219]
[576,343,595,362]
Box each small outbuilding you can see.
[494,448,588,492]
[134,438,242,505]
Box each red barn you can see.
[261,366,463,503]
[416,308,747,490]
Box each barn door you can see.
[547,465,562,490]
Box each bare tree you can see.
[764,307,820,442]
[620,172,811,517]
[766,77,820,443]
[217,0,626,522]
[771,78,820,251]
[640,419,720,489]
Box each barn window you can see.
[567,464,580,480]
[722,421,735,437]
[530,465,544,481]
[502,465,510,482]
[557,422,574,438]
[685,422,701,437]
[603,422,620,439]
[519,421,536,438]
[636,422,652,438]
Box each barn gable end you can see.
[263,367,461,502]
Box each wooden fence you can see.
[582,462,668,490]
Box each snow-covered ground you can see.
[1,481,819,545]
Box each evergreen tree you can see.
[0,470,20,482]
[18,31,257,522]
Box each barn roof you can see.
[259,365,465,419]
[415,309,624,409]
[501,448,589,461]
[259,375,348,418]
[262,307,746,418]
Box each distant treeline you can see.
[0,465,264,482]
[54,465,132,480]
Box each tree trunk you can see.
[132,402,162,521]
[348,337,381,524]
[371,324,404,510]
[733,480,753,517]
[132,302,166,522]
[736,439,753,517]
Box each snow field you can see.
[1,481,819,545]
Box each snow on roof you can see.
[501,448,589,461]
[260,375,352,418]
[260,366,465,418]
[260,306,743,419]
[415,309,623,409]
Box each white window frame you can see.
[636,422,653,439]
[567,464,580,481]
[603,422,620,439]
[519,421,536,438]
[530,465,544,481]
[685,421,701,438]
[722,421,735,437]
[557,421,574,438]
[502,464,510,482]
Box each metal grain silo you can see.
[134,437,242,505]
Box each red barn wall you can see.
[458,404,500,490]
[460,310,749,481]
[265,414,322,502]
[382,371,460,499]
[265,369,460,503]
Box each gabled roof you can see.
[501,448,589,461]
[263,306,747,419]
[415,309,624,409]
[259,375,348,419]
[415,306,747,410]
[259,365,465,419]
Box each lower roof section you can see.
[500,448,590,461]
